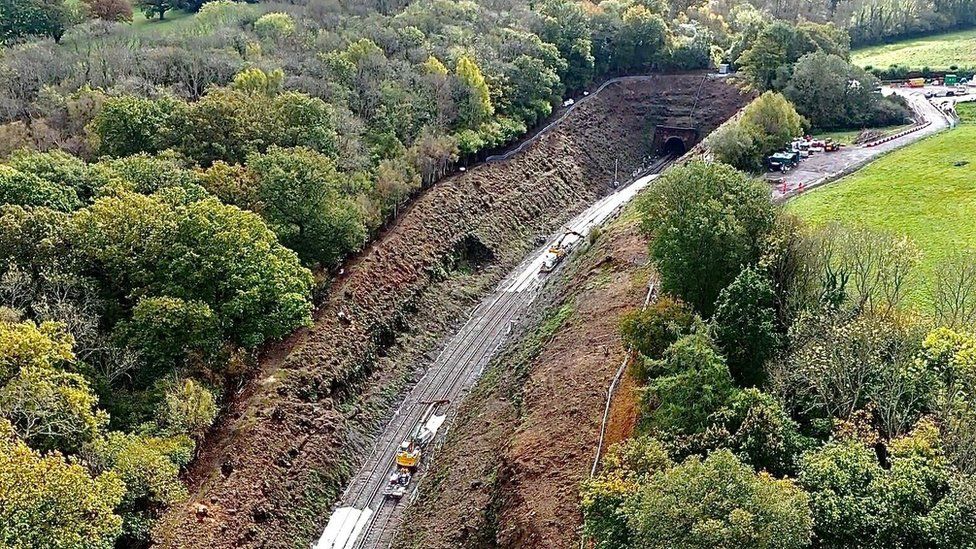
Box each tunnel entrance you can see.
[652,125,699,157]
[662,136,687,156]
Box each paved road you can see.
[771,87,951,201]
[314,160,671,549]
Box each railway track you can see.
[316,155,674,549]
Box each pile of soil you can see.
[153,74,747,548]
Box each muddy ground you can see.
[393,202,650,549]
[154,74,747,548]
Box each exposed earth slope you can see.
[154,74,747,548]
[394,201,651,549]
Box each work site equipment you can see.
[766,151,800,171]
[384,469,412,500]
[385,400,448,499]
[540,230,584,273]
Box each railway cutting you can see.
[315,156,675,549]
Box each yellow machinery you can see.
[392,400,448,472]
[395,441,421,469]
[540,230,584,273]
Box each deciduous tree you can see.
[248,147,367,267]
[711,266,780,386]
[0,419,124,548]
[638,161,775,315]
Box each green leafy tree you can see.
[620,296,697,364]
[0,165,81,212]
[0,320,74,385]
[455,55,493,129]
[705,122,757,171]
[92,153,202,197]
[159,378,217,441]
[616,5,670,72]
[254,12,296,40]
[676,388,812,477]
[627,450,813,549]
[711,266,780,386]
[581,436,675,549]
[0,366,107,453]
[67,189,314,349]
[785,52,907,130]
[6,149,102,203]
[708,92,806,171]
[114,297,220,385]
[0,419,124,548]
[136,0,188,20]
[799,421,975,548]
[197,161,259,210]
[505,49,565,127]
[177,89,339,166]
[248,147,366,267]
[535,0,595,90]
[642,332,737,435]
[0,0,82,44]
[738,21,847,91]
[230,67,284,95]
[638,161,776,316]
[89,96,186,158]
[421,55,449,76]
[84,431,192,542]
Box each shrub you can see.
[254,13,296,41]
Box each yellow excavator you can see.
[386,400,448,499]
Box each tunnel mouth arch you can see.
[662,136,687,156]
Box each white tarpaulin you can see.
[316,506,373,549]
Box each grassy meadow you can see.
[852,27,976,70]
[788,102,976,309]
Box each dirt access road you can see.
[772,87,951,201]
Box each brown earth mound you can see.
[154,74,746,548]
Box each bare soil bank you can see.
[154,74,746,548]
[393,204,650,549]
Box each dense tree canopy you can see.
[784,52,908,131]
[247,147,367,268]
[69,189,314,349]
[0,419,124,548]
[582,438,813,549]
[638,161,776,316]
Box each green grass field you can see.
[852,28,976,70]
[131,9,196,34]
[788,102,976,309]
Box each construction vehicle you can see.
[791,138,812,157]
[824,138,842,152]
[908,77,926,88]
[766,151,799,172]
[540,230,584,273]
[384,469,412,499]
[385,400,448,499]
